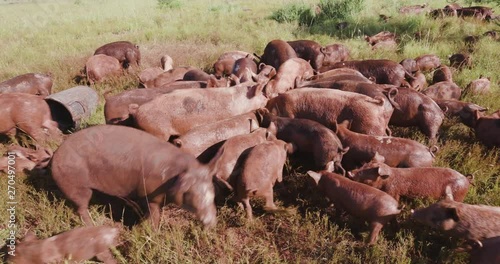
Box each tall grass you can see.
[0,0,499,263]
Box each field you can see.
[0,0,499,263]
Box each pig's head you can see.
[411,187,459,231]
[103,98,135,126]
[253,63,276,84]
[173,149,224,228]
[347,163,390,189]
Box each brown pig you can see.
[85,54,123,85]
[235,139,294,219]
[432,65,453,83]
[94,40,141,68]
[411,188,500,241]
[214,128,276,190]
[449,53,472,69]
[336,121,436,170]
[51,125,222,228]
[172,110,264,157]
[348,155,471,202]
[468,236,500,264]
[422,81,462,100]
[434,99,487,127]
[415,54,441,71]
[320,43,350,66]
[230,57,258,84]
[0,93,62,145]
[410,70,427,91]
[259,39,298,70]
[8,226,120,264]
[0,73,52,97]
[145,66,196,88]
[259,110,348,174]
[364,31,396,46]
[466,76,491,95]
[0,145,52,172]
[400,58,418,74]
[473,110,500,147]
[307,170,401,245]
[138,55,173,87]
[264,58,314,98]
[132,81,268,141]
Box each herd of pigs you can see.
[1,3,500,263]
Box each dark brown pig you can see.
[0,73,52,97]
[132,82,268,141]
[422,81,462,100]
[307,170,401,245]
[259,110,348,174]
[432,65,453,83]
[336,121,436,170]
[415,54,441,72]
[8,226,119,264]
[320,43,350,66]
[230,57,258,84]
[449,53,472,69]
[266,88,389,136]
[0,93,62,145]
[51,125,222,228]
[94,40,141,68]
[457,6,494,20]
[183,69,229,88]
[259,39,297,70]
[411,188,500,241]
[468,236,500,264]
[349,155,471,202]
[0,145,52,172]
[264,58,314,97]
[466,76,491,95]
[389,88,444,145]
[434,99,487,127]
[474,110,500,147]
[287,39,325,71]
[320,59,413,87]
[172,110,264,157]
[145,66,196,88]
[364,31,396,46]
[214,128,276,190]
[85,54,123,85]
[235,139,294,219]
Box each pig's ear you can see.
[444,185,454,201]
[268,122,278,135]
[445,207,460,222]
[377,166,390,179]
[341,147,349,155]
[285,142,296,154]
[347,171,354,179]
[128,103,139,115]
[372,152,385,163]
[307,171,321,184]
[207,145,225,177]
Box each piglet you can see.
[307,170,401,245]
[234,139,294,219]
[411,187,500,241]
[348,154,472,202]
[9,226,120,264]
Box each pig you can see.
[259,39,298,70]
[348,155,471,202]
[429,8,456,19]
[422,81,462,100]
[364,31,396,46]
[320,43,350,66]
[172,110,264,157]
[0,73,52,97]
[389,88,444,145]
[371,40,398,50]
[432,65,453,83]
[336,120,436,170]
[235,139,294,219]
[411,188,500,241]
[410,70,427,91]
[473,110,500,147]
[307,68,367,81]
[0,93,62,145]
[287,39,325,71]
[213,59,235,78]
[0,145,53,172]
[415,54,441,72]
[251,63,277,84]
[94,40,141,68]
[259,110,348,174]
[183,69,229,88]
[138,55,173,87]
[433,99,488,127]
[484,30,499,40]
[8,226,119,264]
[104,86,178,126]
[265,88,389,136]
[449,53,472,69]
[399,58,418,74]
[230,57,258,84]
[319,59,413,88]
[264,58,314,98]
[213,128,276,191]
[466,76,491,95]
[51,125,222,228]
[85,54,123,85]
[217,50,255,62]
[144,66,196,88]
[468,236,500,264]
[399,3,428,14]
[307,170,401,245]
[132,81,268,141]
[457,6,494,20]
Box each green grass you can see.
[1,0,500,263]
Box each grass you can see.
[1,0,500,263]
